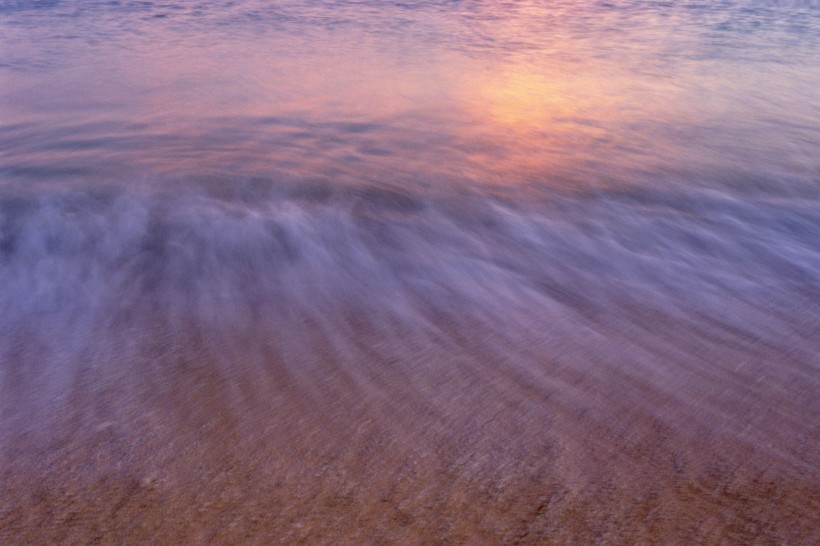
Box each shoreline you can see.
[2,310,817,543]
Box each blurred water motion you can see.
[1,1,819,543]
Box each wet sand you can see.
[1,264,818,543]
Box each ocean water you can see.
[1,1,819,542]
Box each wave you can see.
[0,178,818,481]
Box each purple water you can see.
[1,1,819,542]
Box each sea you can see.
[1,1,819,542]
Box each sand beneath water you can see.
[0,188,818,543]
[1,310,817,544]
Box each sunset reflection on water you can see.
[3,1,817,190]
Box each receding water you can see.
[1,1,819,543]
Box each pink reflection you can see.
[1,1,817,188]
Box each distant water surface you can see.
[1,1,819,543]
[2,0,818,188]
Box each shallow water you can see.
[1,1,819,543]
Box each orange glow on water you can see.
[2,1,818,189]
